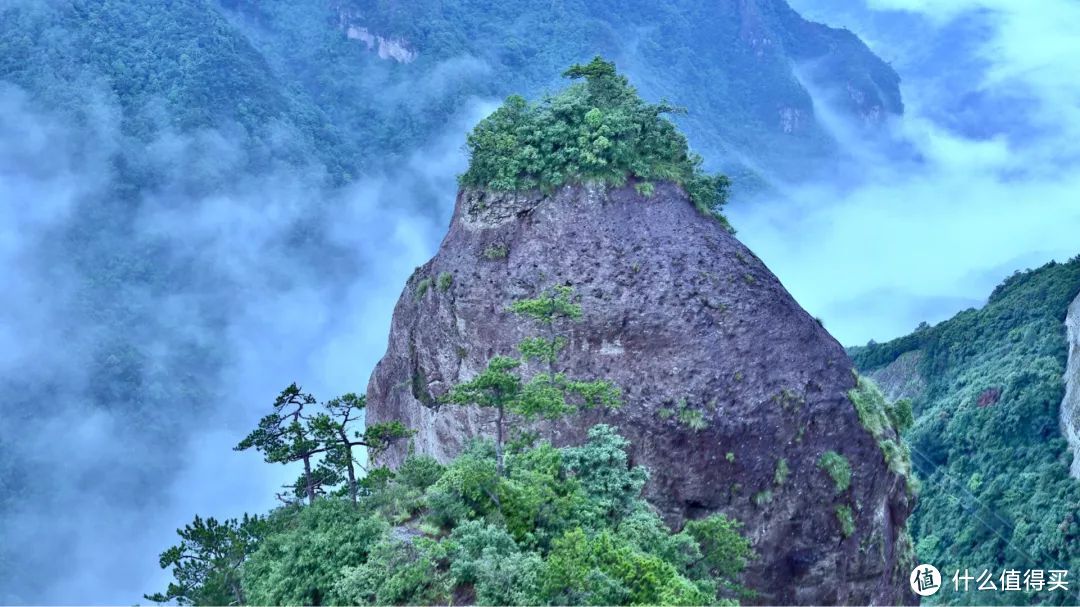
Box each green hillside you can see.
[851,257,1080,605]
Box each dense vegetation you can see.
[162,429,754,606]
[851,257,1080,605]
[460,57,731,224]
[149,289,754,605]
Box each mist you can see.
[0,71,496,602]
[730,0,1080,346]
[4,1,1079,601]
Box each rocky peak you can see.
[365,181,916,604]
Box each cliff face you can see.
[866,350,926,404]
[1061,293,1080,478]
[366,182,914,604]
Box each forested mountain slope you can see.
[850,257,1080,605]
[0,0,900,601]
[2,0,901,183]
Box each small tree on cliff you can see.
[311,393,411,505]
[440,286,620,476]
[236,384,411,505]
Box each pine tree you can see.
[236,385,411,505]
[441,287,620,476]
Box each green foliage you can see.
[886,398,915,433]
[773,459,790,486]
[218,424,753,606]
[460,57,731,225]
[848,374,915,484]
[818,451,852,494]
[853,257,1080,605]
[683,514,753,580]
[442,287,620,475]
[678,408,708,431]
[657,397,711,431]
[235,385,411,505]
[634,181,655,197]
[397,455,446,492]
[335,537,451,605]
[437,271,454,292]
[242,500,387,606]
[834,505,855,538]
[445,521,544,605]
[752,490,773,508]
[483,243,509,260]
[725,452,735,463]
[508,285,583,326]
[540,528,714,605]
[562,425,649,523]
[415,277,433,300]
[145,514,266,605]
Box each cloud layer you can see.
[732,0,1080,345]
[0,74,495,602]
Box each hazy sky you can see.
[734,0,1080,346]
[0,72,495,601]
[3,1,1079,603]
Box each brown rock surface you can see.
[366,181,915,604]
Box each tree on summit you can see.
[460,55,731,227]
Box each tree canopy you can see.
[459,57,732,227]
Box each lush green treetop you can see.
[460,57,732,227]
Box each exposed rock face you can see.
[366,182,915,604]
[1061,293,1080,478]
[866,350,926,404]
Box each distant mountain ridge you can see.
[1,0,902,183]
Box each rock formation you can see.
[366,182,916,604]
[1061,293,1080,478]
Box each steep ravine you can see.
[1062,293,1080,478]
[365,182,915,604]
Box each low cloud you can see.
[0,74,496,602]
[732,0,1080,345]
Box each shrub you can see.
[818,451,851,493]
[447,521,543,605]
[334,537,450,605]
[482,243,508,260]
[414,277,432,301]
[397,455,445,491]
[753,490,772,508]
[562,425,649,523]
[437,271,453,292]
[459,57,731,226]
[682,513,753,580]
[835,505,855,538]
[773,458,790,486]
[242,500,387,606]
